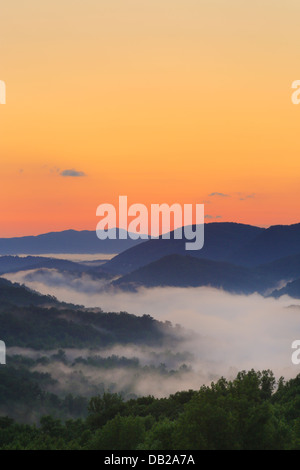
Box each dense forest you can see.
[1,369,300,449]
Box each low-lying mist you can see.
[4,268,300,394]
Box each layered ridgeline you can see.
[3,222,300,296]
[0,255,113,283]
[103,222,300,274]
[111,253,300,296]
[112,254,271,293]
[0,255,109,275]
[2,223,300,430]
[100,222,300,297]
[2,222,300,264]
[104,222,264,274]
[0,229,147,255]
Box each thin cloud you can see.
[205,215,222,220]
[239,193,255,201]
[60,169,86,177]
[208,192,229,197]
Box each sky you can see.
[1,0,300,236]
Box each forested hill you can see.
[0,277,60,307]
[0,277,181,350]
[1,369,300,450]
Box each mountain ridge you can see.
[0,229,147,255]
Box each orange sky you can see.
[1,1,300,236]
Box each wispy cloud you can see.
[60,169,86,177]
[204,215,222,220]
[208,192,229,197]
[239,193,255,201]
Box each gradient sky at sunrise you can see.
[1,0,300,236]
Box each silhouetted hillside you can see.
[113,254,271,293]
[256,254,300,283]
[233,224,300,266]
[271,279,300,299]
[104,223,264,274]
[0,229,146,255]
[0,256,112,282]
